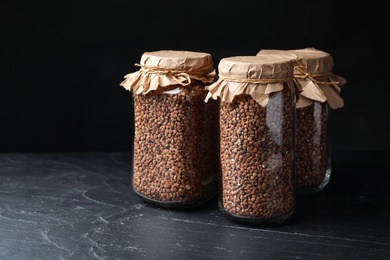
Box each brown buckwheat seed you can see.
[132,82,220,207]
[295,102,328,189]
[219,90,295,220]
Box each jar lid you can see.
[120,50,216,94]
[218,55,294,80]
[257,48,346,109]
[205,55,296,107]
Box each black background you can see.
[1,0,388,153]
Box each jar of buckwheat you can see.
[120,50,220,208]
[205,55,296,224]
[257,48,346,195]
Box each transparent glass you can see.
[295,102,331,195]
[131,82,220,208]
[218,87,295,225]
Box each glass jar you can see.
[205,55,296,224]
[257,48,346,195]
[120,50,220,208]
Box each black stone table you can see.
[0,151,389,259]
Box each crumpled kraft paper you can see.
[205,55,296,107]
[257,48,346,109]
[120,50,216,94]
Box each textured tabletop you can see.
[0,151,389,259]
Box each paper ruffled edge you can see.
[120,69,216,94]
[295,74,346,109]
[205,79,295,107]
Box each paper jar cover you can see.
[120,50,216,94]
[205,55,296,107]
[256,48,346,109]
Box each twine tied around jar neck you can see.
[292,59,339,87]
[218,74,292,84]
[135,63,214,87]
[205,71,296,107]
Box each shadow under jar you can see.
[120,50,220,208]
[257,48,346,195]
[205,55,297,225]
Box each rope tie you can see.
[218,74,292,84]
[292,59,339,86]
[135,63,192,86]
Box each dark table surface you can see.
[0,151,389,260]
